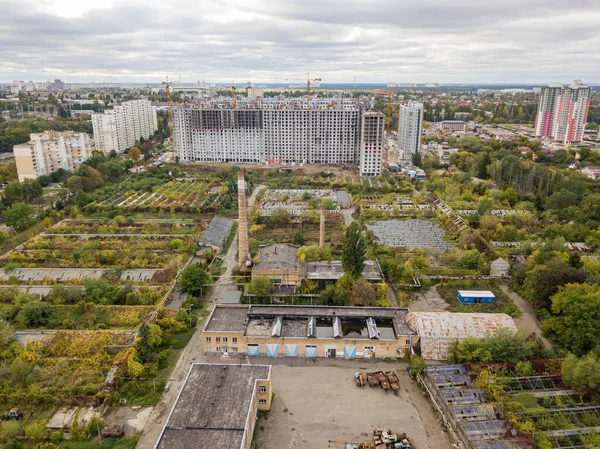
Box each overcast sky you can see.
[2,0,599,84]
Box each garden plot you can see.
[47,219,206,235]
[367,219,454,250]
[1,234,197,269]
[87,181,208,212]
[260,189,342,216]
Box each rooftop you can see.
[253,243,299,272]
[304,260,383,281]
[406,312,517,360]
[336,190,352,204]
[457,290,496,298]
[205,304,415,337]
[155,363,270,449]
[221,290,242,304]
[198,216,234,249]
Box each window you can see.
[231,347,238,352]
[405,339,411,346]
[259,386,267,393]
[205,337,211,343]
[215,337,221,343]
[216,347,221,352]
[223,337,228,343]
[258,399,267,404]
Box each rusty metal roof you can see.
[405,312,517,361]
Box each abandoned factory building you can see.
[203,305,415,359]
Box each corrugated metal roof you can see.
[406,312,517,361]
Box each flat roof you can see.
[253,243,299,272]
[457,290,495,298]
[222,290,242,304]
[336,190,352,203]
[198,216,234,248]
[304,260,383,281]
[204,305,250,333]
[155,363,271,449]
[205,304,415,337]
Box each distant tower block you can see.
[237,172,249,268]
[319,209,325,252]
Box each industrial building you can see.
[405,312,517,360]
[197,215,234,254]
[92,99,157,154]
[203,305,415,359]
[535,80,592,144]
[13,131,92,181]
[397,101,423,160]
[154,363,271,449]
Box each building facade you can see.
[535,81,592,144]
[173,107,362,165]
[13,131,92,182]
[203,305,415,359]
[359,112,385,177]
[440,120,468,133]
[397,101,423,161]
[92,100,157,154]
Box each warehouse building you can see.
[304,260,384,284]
[198,215,234,254]
[203,305,415,359]
[405,312,517,360]
[252,243,301,286]
[155,363,271,449]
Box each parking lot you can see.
[254,362,451,449]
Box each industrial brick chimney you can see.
[319,209,325,252]
[238,172,249,268]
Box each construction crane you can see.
[226,81,237,109]
[285,73,321,108]
[162,76,174,153]
[367,87,394,133]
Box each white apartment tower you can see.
[13,131,92,182]
[535,80,592,144]
[173,107,361,164]
[359,112,385,177]
[92,100,157,154]
[398,101,423,161]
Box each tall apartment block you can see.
[535,80,592,144]
[398,101,423,161]
[173,107,361,165]
[92,100,157,155]
[13,131,92,182]
[359,112,385,177]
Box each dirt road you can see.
[500,285,552,348]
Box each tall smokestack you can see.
[238,172,249,268]
[319,209,325,252]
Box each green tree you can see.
[342,222,367,279]
[297,245,322,262]
[412,151,422,167]
[523,258,588,309]
[503,188,518,206]
[2,202,37,231]
[129,146,141,162]
[139,323,163,348]
[248,277,272,303]
[2,179,42,206]
[561,352,600,394]
[544,283,600,356]
[178,263,211,297]
[349,277,376,306]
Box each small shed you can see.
[490,258,510,277]
[457,290,496,304]
[221,290,242,305]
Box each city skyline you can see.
[2,0,600,84]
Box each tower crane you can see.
[367,87,394,133]
[162,76,174,153]
[285,73,322,108]
[226,81,237,109]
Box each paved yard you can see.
[254,363,451,449]
[409,286,449,312]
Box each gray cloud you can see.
[0,0,599,83]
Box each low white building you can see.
[581,166,600,180]
[13,131,92,182]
